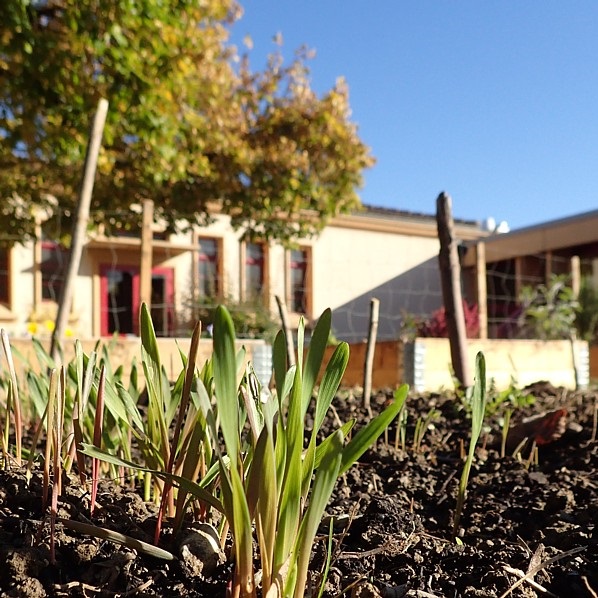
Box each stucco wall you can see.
[312,226,443,342]
[1,212,468,345]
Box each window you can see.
[198,237,220,298]
[41,242,68,302]
[289,248,311,314]
[0,247,9,306]
[245,242,266,302]
[100,265,175,337]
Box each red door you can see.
[100,265,175,336]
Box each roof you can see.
[361,203,481,227]
[463,208,598,265]
[329,203,485,241]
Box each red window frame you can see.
[99,265,175,336]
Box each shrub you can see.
[416,300,480,339]
[518,274,578,340]
[189,297,279,341]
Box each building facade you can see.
[0,206,484,342]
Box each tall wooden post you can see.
[545,250,553,283]
[436,192,472,388]
[275,294,296,368]
[514,256,523,299]
[363,297,380,411]
[139,199,154,310]
[475,242,488,339]
[570,255,581,298]
[33,216,42,313]
[50,98,108,363]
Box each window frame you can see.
[197,236,223,300]
[287,245,312,317]
[242,240,269,306]
[40,240,69,303]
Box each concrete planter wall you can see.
[7,337,271,385]
[403,337,589,392]
[7,336,589,394]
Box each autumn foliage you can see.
[0,1,373,242]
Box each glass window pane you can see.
[290,249,308,313]
[246,243,264,301]
[198,238,219,297]
[41,243,68,301]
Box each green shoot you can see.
[452,351,486,540]
[500,407,512,458]
[412,408,439,453]
[59,518,175,560]
[0,329,23,465]
[90,366,106,517]
[155,319,202,544]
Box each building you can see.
[0,205,484,342]
[462,208,598,339]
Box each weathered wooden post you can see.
[51,98,108,363]
[139,199,155,310]
[275,294,296,367]
[363,297,380,411]
[436,192,472,388]
[475,241,488,339]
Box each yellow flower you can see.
[65,327,73,337]
[44,319,55,332]
[27,322,38,334]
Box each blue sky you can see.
[230,2,598,231]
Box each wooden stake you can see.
[275,294,296,367]
[436,192,472,388]
[50,98,108,363]
[139,199,155,310]
[363,297,380,411]
[476,242,488,339]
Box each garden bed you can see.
[1,381,596,597]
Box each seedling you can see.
[0,329,23,466]
[500,408,513,458]
[452,351,486,540]
[412,408,439,452]
[84,305,408,598]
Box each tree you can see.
[0,0,374,243]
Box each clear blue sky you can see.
[229,2,598,231]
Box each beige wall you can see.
[312,226,440,317]
[2,242,36,337]
[0,211,483,345]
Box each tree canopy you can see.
[0,0,374,243]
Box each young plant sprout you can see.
[452,351,487,540]
[1,305,408,596]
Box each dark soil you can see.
[1,382,597,597]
